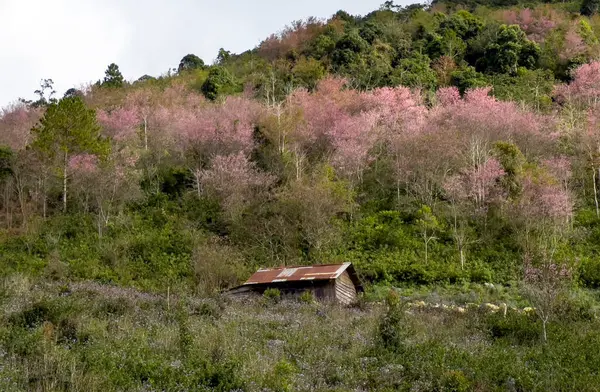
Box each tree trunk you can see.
[16,176,27,228]
[193,169,202,199]
[460,247,465,270]
[542,318,548,343]
[294,148,301,181]
[143,117,148,151]
[63,151,68,213]
[3,182,9,229]
[397,179,401,211]
[593,168,599,218]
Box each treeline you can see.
[219,1,600,109]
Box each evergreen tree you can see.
[0,146,12,182]
[201,67,239,101]
[178,54,205,73]
[582,0,600,16]
[102,63,125,88]
[31,96,110,212]
[31,79,57,108]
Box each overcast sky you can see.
[0,0,397,107]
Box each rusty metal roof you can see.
[245,262,354,285]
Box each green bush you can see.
[263,288,281,303]
[442,370,471,392]
[378,303,411,352]
[579,258,600,288]
[9,299,65,329]
[299,290,315,304]
[486,312,540,344]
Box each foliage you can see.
[581,0,600,16]
[481,24,541,75]
[101,63,125,88]
[31,96,110,213]
[4,3,600,390]
[201,67,240,100]
[263,288,281,303]
[178,54,205,73]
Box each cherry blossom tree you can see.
[288,77,357,180]
[0,103,43,150]
[97,86,168,150]
[69,147,141,237]
[328,110,379,185]
[444,156,505,268]
[196,152,274,221]
[97,107,139,141]
[368,86,427,207]
[523,256,572,343]
[554,62,600,108]
[559,28,587,63]
[510,167,573,342]
[501,8,558,43]
[579,106,600,217]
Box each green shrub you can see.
[378,303,410,352]
[193,301,222,320]
[558,289,598,321]
[192,238,247,295]
[579,258,600,288]
[9,300,60,329]
[264,359,297,392]
[442,370,471,392]
[469,264,493,283]
[263,288,281,303]
[299,290,315,304]
[94,297,133,317]
[486,312,540,344]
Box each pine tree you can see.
[582,0,600,16]
[31,96,110,212]
[102,63,125,88]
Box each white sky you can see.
[0,0,398,107]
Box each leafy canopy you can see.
[31,96,110,161]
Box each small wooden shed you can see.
[227,262,363,305]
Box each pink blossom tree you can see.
[96,107,140,141]
[511,167,573,342]
[523,256,572,343]
[554,62,600,108]
[0,103,43,150]
[69,147,141,237]
[501,7,558,43]
[97,86,171,150]
[196,152,274,221]
[444,156,505,268]
[559,28,587,63]
[328,110,379,184]
[579,106,600,217]
[366,86,427,207]
[287,77,359,180]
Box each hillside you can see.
[2,0,600,389]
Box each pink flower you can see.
[68,153,98,173]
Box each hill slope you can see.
[2,1,600,389]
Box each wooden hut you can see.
[227,262,363,305]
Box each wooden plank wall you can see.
[335,271,357,305]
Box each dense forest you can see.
[3,0,600,390]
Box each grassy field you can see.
[1,275,600,391]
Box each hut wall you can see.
[312,281,337,301]
[335,271,357,305]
